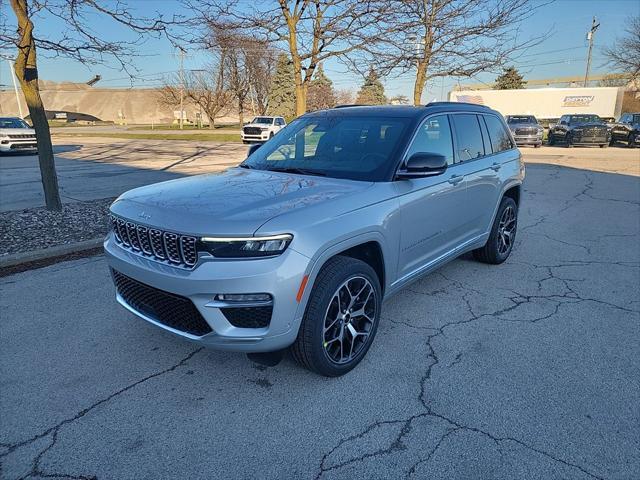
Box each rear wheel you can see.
[291,256,381,376]
[473,197,518,265]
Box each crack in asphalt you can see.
[0,348,204,480]
[313,169,635,479]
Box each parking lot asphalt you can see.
[0,138,248,212]
[1,151,639,478]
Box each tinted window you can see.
[405,115,454,165]
[569,115,601,124]
[243,115,410,181]
[451,114,485,161]
[507,115,536,124]
[0,118,29,128]
[484,115,513,153]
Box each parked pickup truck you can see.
[241,116,286,143]
[610,113,640,148]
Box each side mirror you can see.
[396,153,448,179]
[247,143,262,157]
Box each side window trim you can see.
[479,115,493,156]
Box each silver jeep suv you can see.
[105,103,524,376]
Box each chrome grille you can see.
[582,127,606,136]
[110,214,198,268]
[8,134,36,139]
[515,127,537,135]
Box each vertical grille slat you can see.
[126,222,141,250]
[163,232,182,264]
[109,215,198,268]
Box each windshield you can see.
[241,115,410,181]
[632,115,640,124]
[507,116,536,124]
[0,118,30,129]
[569,115,601,125]
[252,117,273,125]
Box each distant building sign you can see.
[562,95,594,107]
[54,112,67,119]
[456,95,485,105]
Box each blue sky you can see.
[0,0,638,101]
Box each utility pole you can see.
[584,16,600,87]
[8,60,24,118]
[178,47,185,129]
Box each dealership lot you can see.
[1,138,639,211]
[1,142,638,479]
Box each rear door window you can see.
[483,115,513,153]
[451,114,485,161]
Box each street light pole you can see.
[178,47,185,129]
[584,16,600,88]
[8,60,24,118]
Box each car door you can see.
[394,114,469,282]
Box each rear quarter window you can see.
[484,115,513,153]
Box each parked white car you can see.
[0,117,37,154]
[241,116,286,143]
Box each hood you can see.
[110,167,372,236]
[508,122,540,129]
[0,128,35,136]
[244,123,270,129]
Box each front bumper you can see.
[513,134,542,146]
[0,140,37,152]
[241,131,270,142]
[104,234,311,352]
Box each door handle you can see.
[448,174,464,185]
[491,162,501,171]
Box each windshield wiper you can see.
[266,166,327,177]
[239,163,255,169]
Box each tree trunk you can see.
[11,0,62,211]
[238,99,244,127]
[295,82,307,116]
[413,62,427,106]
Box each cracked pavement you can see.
[1,151,639,479]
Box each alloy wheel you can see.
[497,205,516,255]
[322,276,377,365]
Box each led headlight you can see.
[199,234,293,258]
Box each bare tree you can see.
[362,0,547,105]
[603,15,640,82]
[197,0,391,116]
[335,88,355,105]
[186,68,232,128]
[206,24,273,126]
[1,0,187,210]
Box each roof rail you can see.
[426,101,490,109]
[334,104,370,108]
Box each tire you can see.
[242,140,248,144]
[269,132,274,139]
[565,135,574,148]
[534,143,541,148]
[548,134,555,146]
[473,196,518,265]
[600,143,608,148]
[629,133,636,148]
[291,256,382,377]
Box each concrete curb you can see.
[0,238,104,269]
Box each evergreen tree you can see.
[494,67,526,90]
[356,68,387,105]
[307,64,336,111]
[268,53,296,119]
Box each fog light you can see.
[215,293,271,302]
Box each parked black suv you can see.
[610,113,640,148]
[505,115,543,147]
[548,114,610,148]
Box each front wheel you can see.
[291,256,381,376]
[473,197,518,264]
